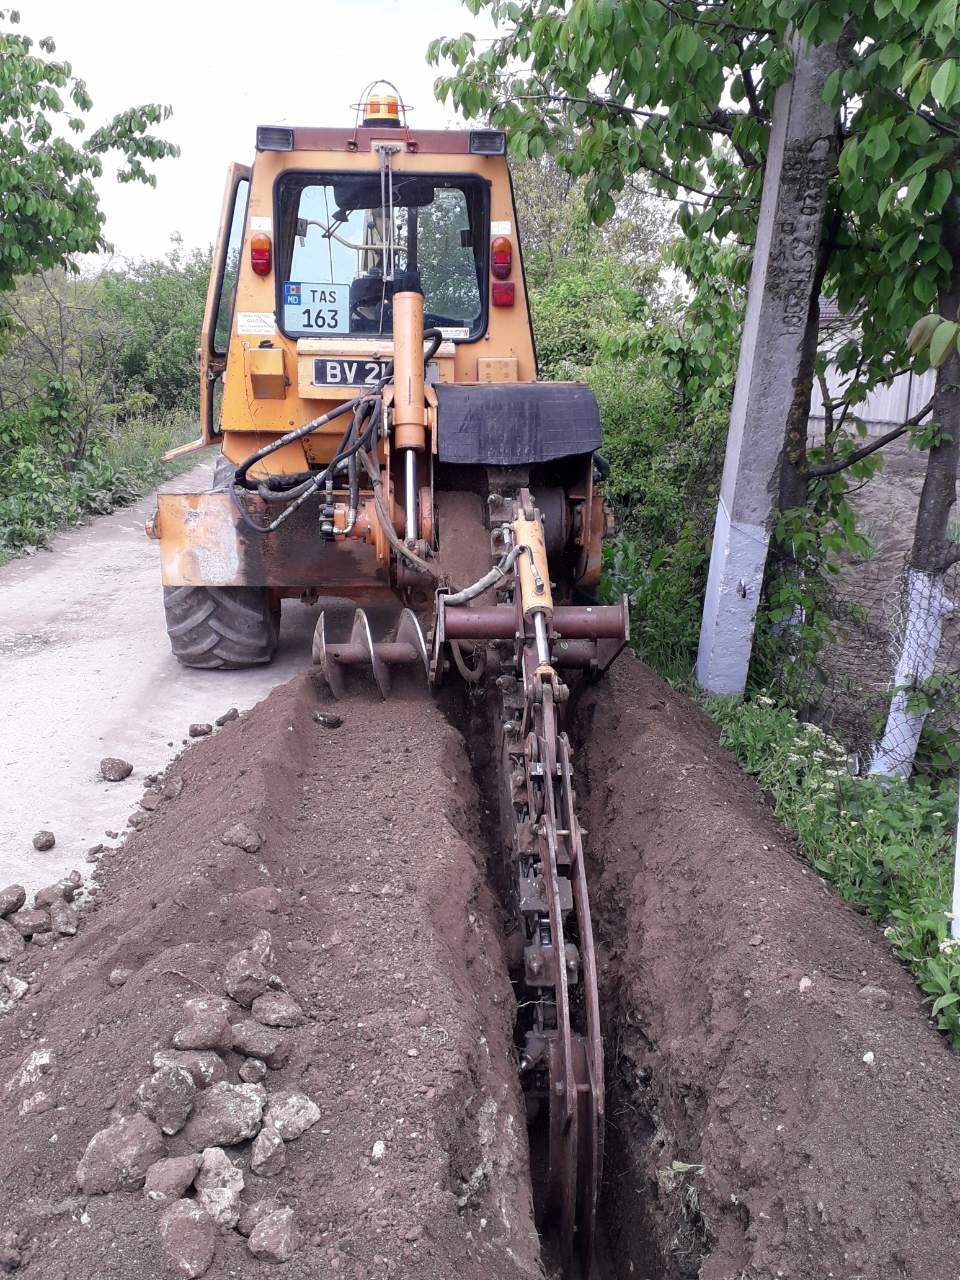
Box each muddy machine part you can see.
[433,494,627,1274]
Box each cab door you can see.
[198,163,251,443]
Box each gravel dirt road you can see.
[0,460,315,892]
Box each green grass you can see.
[0,409,194,560]
[705,694,960,1045]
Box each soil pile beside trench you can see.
[0,675,540,1280]
[580,655,960,1280]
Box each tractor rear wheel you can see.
[163,586,279,670]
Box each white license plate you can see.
[312,357,389,387]
[283,282,350,335]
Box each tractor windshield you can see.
[275,171,488,340]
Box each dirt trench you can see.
[577,655,960,1280]
[0,676,540,1279]
[2,657,960,1280]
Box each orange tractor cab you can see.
[148,87,628,1276]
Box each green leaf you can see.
[930,167,954,211]
[931,59,958,106]
[929,320,959,366]
[907,313,941,353]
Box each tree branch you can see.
[805,397,934,476]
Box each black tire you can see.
[163,586,279,670]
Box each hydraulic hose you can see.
[230,327,440,537]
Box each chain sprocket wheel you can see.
[502,667,603,1277]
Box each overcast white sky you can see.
[23,0,494,261]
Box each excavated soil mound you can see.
[579,655,960,1280]
[0,676,540,1280]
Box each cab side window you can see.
[212,177,250,356]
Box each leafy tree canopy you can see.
[0,8,178,294]
[429,0,960,390]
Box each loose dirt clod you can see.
[100,758,133,782]
[31,830,55,851]
[220,823,262,854]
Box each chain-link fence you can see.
[768,558,960,780]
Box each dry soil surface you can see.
[0,675,539,1280]
[2,654,959,1280]
[579,655,960,1280]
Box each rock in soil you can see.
[263,1090,321,1142]
[35,878,78,907]
[99,757,133,782]
[236,1199,274,1238]
[238,1057,267,1084]
[194,1147,243,1230]
[162,775,185,800]
[189,723,213,738]
[0,919,26,963]
[140,792,161,812]
[230,1019,285,1060]
[220,822,262,854]
[222,950,270,1007]
[250,990,305,1027]
[215,708,239,727]
[31,831,55,851]
[247,1206,299,1263]
[312,711,343,729]
[151,1050,229,1090]
[158,1199,216,1278]
[249,1124,285,1177]
[7,909,50,938]
[75,1113,165,1194]
[144,1154,202,1206]
[136,1064,197,1135]
[172,998,233,1052]
[107,967,132,988]
[181,1082,265,1149]
[0,884,26,916]
[48,899,78,936]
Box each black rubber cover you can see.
[436,382,602,465]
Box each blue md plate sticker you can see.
[282,282,350,335]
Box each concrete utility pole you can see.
[696,36,845,694]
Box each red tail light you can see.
[250,231,272,276]
[492,281,515,307]
[491,235,513,280]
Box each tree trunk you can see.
[870,194,960,779]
